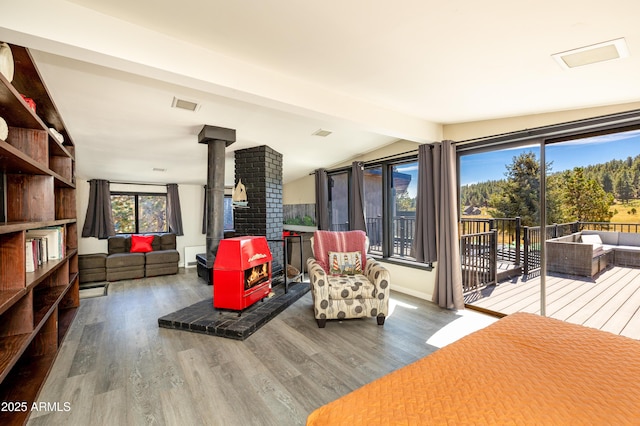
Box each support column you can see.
[198,125,235,268]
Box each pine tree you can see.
[601,171,613,193]
[561,167,613,222]
[488,152,541,226]
[615,168,634,203]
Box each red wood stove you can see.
[213,236,273,310]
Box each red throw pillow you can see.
[130,235,154,253]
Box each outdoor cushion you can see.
[581,234,604,253]
[582,230,619,245]
[617,232,640,247]
[580,234,602,245]
[612,245,640,252]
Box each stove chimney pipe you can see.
[198,125,236,268]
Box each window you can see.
[328,171,349,231]
[390,161,418,260]
[364,166,383,255]
[111,192,168,234]
[329,157,419,262]
[224,196,234,230]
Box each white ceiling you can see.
[1,0,640,185]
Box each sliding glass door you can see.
[542,129,640,337]
[459,145,541,314]
[460,126,640,338]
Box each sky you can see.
[460,129,640,186]
[396,163,419,198]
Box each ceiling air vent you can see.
[171,97,200,112]
[552,38,629,70]
[312,129,332,137]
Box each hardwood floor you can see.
[467,266,640,339]
[27,269,495,426]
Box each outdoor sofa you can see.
[546,230,640,277]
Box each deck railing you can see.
[336,217,640,290]
[461,217,521,264]
[337,216,416,258]
[522,226,541,275]
[463,219,640,277]
[460,230,497,293]
[579,222,640,233]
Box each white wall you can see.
[76,179,205,266]
[384,262,436,300]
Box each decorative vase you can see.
[0,42,14,82]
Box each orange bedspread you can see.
[307,313,640,425]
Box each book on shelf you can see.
[25,239,35,272]
[25,236,50,272]
[25,226,65,261]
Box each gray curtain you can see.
[81,179,115,239]
[315,169,330,230]
[202,185,208,234]
[413,144,437,263]
[349,161,367,232]
[413,141,464,310]
[166,183,184,236]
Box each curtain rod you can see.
[455,108,640,151]
[107,180,169,187]
[308,148,421,175]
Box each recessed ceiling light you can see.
[171,96,200,112]
[312,129,332,137]
[552,38,629,70]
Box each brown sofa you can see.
[79,233,180,282]
[105,233,180,281]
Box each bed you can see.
[306,313,640,425]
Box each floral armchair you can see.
[306,230,390,328]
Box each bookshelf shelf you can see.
[0,43,79,425]
[0,290,26,317]
[0,219,76,236]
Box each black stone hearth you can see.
[157,282,309,340]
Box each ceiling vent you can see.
[552,38,629,70]
[171,97,200,112]
[312,129,332,137]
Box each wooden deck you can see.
[465,266,640,340]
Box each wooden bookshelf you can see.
[0,43,79,425]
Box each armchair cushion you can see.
[327,275,375,299]
[328,251,363,275]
